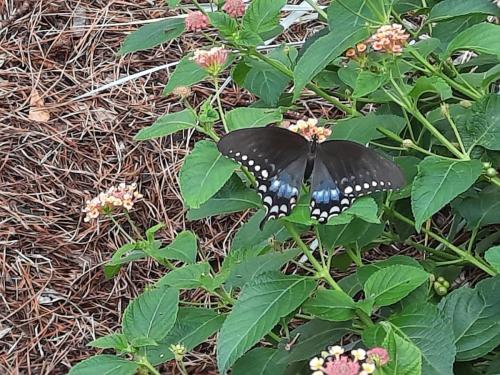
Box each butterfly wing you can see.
[310,140,405,223]
[217,127,310,226]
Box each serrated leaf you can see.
[327,0,382,30]
[429,0,500,21]
[225,249,300,289]
[217,273,316,372]
[156,262,211,289]
[439,276,500,360]
[453,188,500,229]
[446,23,500,58]
[163,57,207,96]
[318,219,384,250]
[209,12,238,40]
[303,290,356,322]
[353,70,384,98]
[381,323,422,375]
[411,156,483,230]
[88,334,129,351]
[364,265,429,306]
[357,256,422,286]
[232,348,287,375]
[226,107,282,131]
[485,246,500,273]
[179,140,237,208]
[187,175,260,220]
[142,307,225,365]
[242,0,286,35]
[119,18,184,54]
[157,231,197,264]
[390,304,456,375]
[68,355,139,375]
[134,108,197,140]
[123,287,179,342]
[410,76,452,101]
[331,114,406,144]
[293,28,369,99]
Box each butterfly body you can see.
[217,126,405,227]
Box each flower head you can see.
[367,23,409,54]
[367,347,389,366]
[169,343,187,361]
[83,183,143,222]
[172,85,192,98]
[324,356,360,375]
[351,348,367,362]
[191,46,229,75]
[360,362,376,375]
[185,11,209,32]
[223,0,246,17]
[287,118,332,143]
[345,48,356,58]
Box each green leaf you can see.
[410,76,452,101]
[331,114,406,144]
[232,209,291,250]
[187,175,260,220]
[143,307,225,365]
[232,348,287,375]
[364,265,429,306]
[390,304,456,375]
[446,23,500,59]
[163,57,207,96]
[88,334,129,351]
[155,262,211,289]
[357,256,422,286]
[353,70,384,98]
[411,157,483,230]
[209,12,238,39]
[242,60,289,106]
[134,108,197,140]
[439,276,500,361]
[327,0,382,30]
[157,231,197,264]
[303,290,356,322]
[433,15,485,47]
[226,107,282,131]
[318,219,384,250]
[104,242,146,278]
[454,187,500,229]
[460,94,500,152]
[179,140,237,208]
[217,272,316,372]
[293,28,369,99]
[380,323,422,375]
[485,246,500,272]
[225,249,300,289]
[429,0,500,21]
[277,319,349,364]
[242,0,286,35]
[118,18,184,54]
[123,287,179,342]
[69,355,139,375]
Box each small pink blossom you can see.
[367,347,389,366]
[324,356,360,375]
[185,11,209,32]
[223,0,246,17]
[287,118,331,143]
[367,23,409,54]
[191,47,229,75]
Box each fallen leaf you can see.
[29,89,50,122]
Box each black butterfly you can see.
[217,126,405,227]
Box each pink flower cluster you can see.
[286,118,332,143]
[191,46,229,75]
[83,183,143,222]
[223,0,246,17]
[309,345,389,375]
[185,11,209,32]
[367,24,409,54]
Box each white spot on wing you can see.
[264,196,273,206]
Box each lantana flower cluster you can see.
[83,183,143,222]
[309,345,389,375]
[223,0,246,17]
[191,46,229,75]
[185,0,245,32]
[286,118,332,143]
[346,23,410,58]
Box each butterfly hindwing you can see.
[218,127,310,226]
[310,140,405,223]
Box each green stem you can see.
[489,176,500,187]
[304,0,328,20]
[247,49,359,116]
[138,358,161,375]
[213,78,229,133]
[442,105,467,156]
[384,206,497,276]
[108,215,134,242]
[176,360,189,375]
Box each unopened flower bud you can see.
[402,139,414,148]
[437,276,445,283]
[459,100,472,108]
[436,286,448,295]
[486,167,498,177]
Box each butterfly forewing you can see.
[217,127,310,226]
[310,140,405,222]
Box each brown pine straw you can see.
[0,0,483,374]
